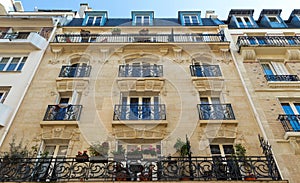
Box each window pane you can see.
[57,145,68,157]
[143,16,150,25]
[44,145,56,157]
[211,97,221,104]
[294,103,300,114]
[17,57,27,71]
[94,17,102,26]
[191,15,198,24]
[0,57,9,71]
[184,16,190,24]
[200,97,209,104]
[136,16,142,25]
[261,64,274,75]
[0,92,3,103]
[86,17,94,25]
[281,103,294,115]
[223,145,234,155]
[269,17,278,23]
[210,145,221,155]
[6,57,20,71]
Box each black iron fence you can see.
[190,65,222,77]
[278,114,300,132]
[53,33,226,43]
[197,104,235,120]
[58,65,92,77]
[0,155,281,182]
[43,105,82,121]
[237,36,300,51]
[118,65,163,77]
[0,32,30,39]
[113,104,166,120]
[264,75,300,82]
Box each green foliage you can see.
[88,142,109,157]
[111,146,125,155]
[173,138,189,157]
[235,144,247,157]
[1,137,37,159]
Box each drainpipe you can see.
[221,26,283,179]
[0,15,61,147]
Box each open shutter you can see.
[271,62,289,75]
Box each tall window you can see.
[280,101,300,131]
[183,15,199,25]
[261,61,298,81]
[135,15,150,25]
[0,87,10,103]
[86,16,102,26]
[0,57,27,71]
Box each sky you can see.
[20,0,296,20]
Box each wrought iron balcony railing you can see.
[197,104,235,120]
[237,36,300,51]
[58,65,92,77]
[190,65,222,77]
[278,114,300,132]
[118,65,163,77]
[43,105,82,121]
[113,104,166,120]
[264,75,300,82]
[53,33,226,43]
[0,32,30,40]
[0,155,281,182]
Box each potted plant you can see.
[76,150,89,162]
[112,146,126,161]
[139,28,149,35]
[235,144,257,181]
[142,146,157,159]
[173,138,191,180]
[127,147,143,160]
[88,142,109,163]
[111,28,121,35]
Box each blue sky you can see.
[21,0,295,20]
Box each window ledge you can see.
[199,119,238,126]
[267,81,300,88]
[40,120,79,127]
[284,132,300,140]
[112,120,167,126]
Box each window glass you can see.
[191,15,198,24]
[17,57,27,71]
[0,57,9,71]
[136,16,142,25]
[143,16,150,25]
[86,17,94,26]
[269,17,279,23]
[261,64,274,75]
[94,17,102,26]
[6,57,20,71]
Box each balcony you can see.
[119,65,163,77]
[58,65,91,77]
[53,33,226,43]
[197,104,235,120]
[113,104,166,121]
[43,104,82,121]
[265,75,300,82]
[0,32,47,51]
[0,155,282,182]
[237,36,300,48]
[190,65,222,77]
[278,114,300,132]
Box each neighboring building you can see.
[225,8,300,183]
[0,2,295,183]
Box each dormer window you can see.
[236,16,254,28]
[179,11,202,26]
[86,16,102,26]
[132,11,154,26]
[183,15,199,25]
[82,11,107,26]
[136,15,150,25]
[268,16,279,23]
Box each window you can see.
[210,144,234,157]
[200,97,220,104]
[86,16,102,26]
[261,62,298,81]
[135,15,150,25]
[236,16,254,28]
[44,144,68,158]
[190,63,222,77]
[0,87,10,103]
[183,15,199,25]
[119,63,162,77]
[118,143,161,156]
[0,57,27,71]
[280,101,300,131]
[268,16,279,23]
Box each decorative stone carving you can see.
[192,78,224,92]
[242,49,256,61]
[172,47,182,63]
[49,47,63,64]
[219,49,232,64]
[286,49,300,60]
[117,78,165,92]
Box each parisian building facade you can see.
[0,1,299,183]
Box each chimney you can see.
[78,3,88,18]
[205,10,218,18]
[14,1,24,12]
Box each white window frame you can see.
[210,144,234,157]
[261,61,290,75]
[0,56,27,71]
[280,99,300,115]
[268,16,280,23]
[0,87,10,103]
[183,15,199,25]
[236,16,254,28]
[135,15,150,25]
[86,16,102,26]
[200,96,221,104]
